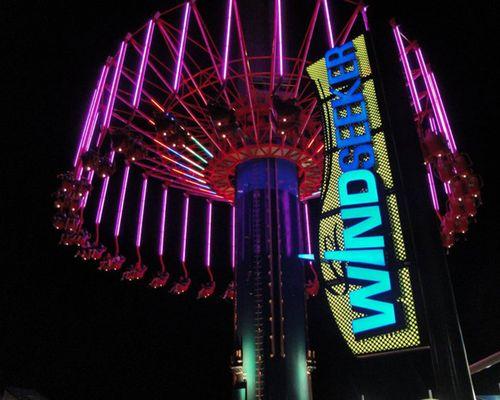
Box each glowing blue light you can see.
[323,249,385,266]
[342,205,384,249]
[338,169,378,207]
[347,266,396,334]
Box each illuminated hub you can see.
[306,34,421,355]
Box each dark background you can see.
[1,1,498,399]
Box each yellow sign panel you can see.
[307,34,421,355]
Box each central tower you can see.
[232,158,312,400]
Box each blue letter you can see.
[342,205,384,249]
[323,249,385,266]
[339,169,378,207]
[339,143,375,172]
[347,266,396,334]
[325,42,360,86]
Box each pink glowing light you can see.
[429,117,437,133]
[231,205,236,270]
[414,48,457,153]
[181,195,190,262]
[426,164,440,211]
[114,165,130,237]
[444,181,451,195]
[362,6,370,31]
[135,177,148,247]
[276,0,284,76]
[392,25,422,113]
[430,72,457,152]
[81,170,95,209]
[158,187,168,255]
[132,20,155,108]
[173,3,191,91]
[303,202,312,254]
[103,41,128,131]
[95,152,116,224]
[74,64,110,166]
[74,89,97,167]
[222,0,233,80]
[84,110,100,152]
[205,202,213,268]
[322,0,335,48]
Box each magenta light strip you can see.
[84,110,101,152]
[414,49,441,131]
[361,6,370,31]
[303,202,313,254]
[132,20,155,109]
[276,0,284,76]
[114,165,131,237]
[426,164,440,211]
[429,72,457,152]
[173,3,191,91]
[158,187,168,255]
[135,177,148,247]
[95,152,116,224]
[222,0,233,80]
[322,0,335,48]
[181,195,190,262]
[103,41,128,130]
[74,89,97,167]
[81,170,95,208]
[74,64,110,165]
[429,117,437,132]
[231,205,236,270]
[414,49,457,153]
[205,202,213,268]
[392,26,421,113]
[444,181,451,195]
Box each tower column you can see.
[233,158,310,400]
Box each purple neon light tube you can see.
[231,205,236,270]
[83,110,101,152]
[414,49,457,153]
[135,177,148,247]
[362,6,370,31]
[173,3,191,91]
[74,89,97,167]
[114,165,131,237]
[132,20,155,108]
[80,170,95,208]
[180,195,190,262]
[322,0,335,48]
[392,26,422,113]
[205,202,213,268]
[430,72,457,152]
[74,64,109,166]
[222,0,233,80]
[276,0,284,76]
[95,152,116,224]
[158,187,168,255]
[303,202,313,254]
[426,164,440,211]
[103,41,128,130]
[83,63,110,152]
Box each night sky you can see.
[2,1,499,399]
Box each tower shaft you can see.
[233,158,311,400]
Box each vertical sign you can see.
[306,34,422,355]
